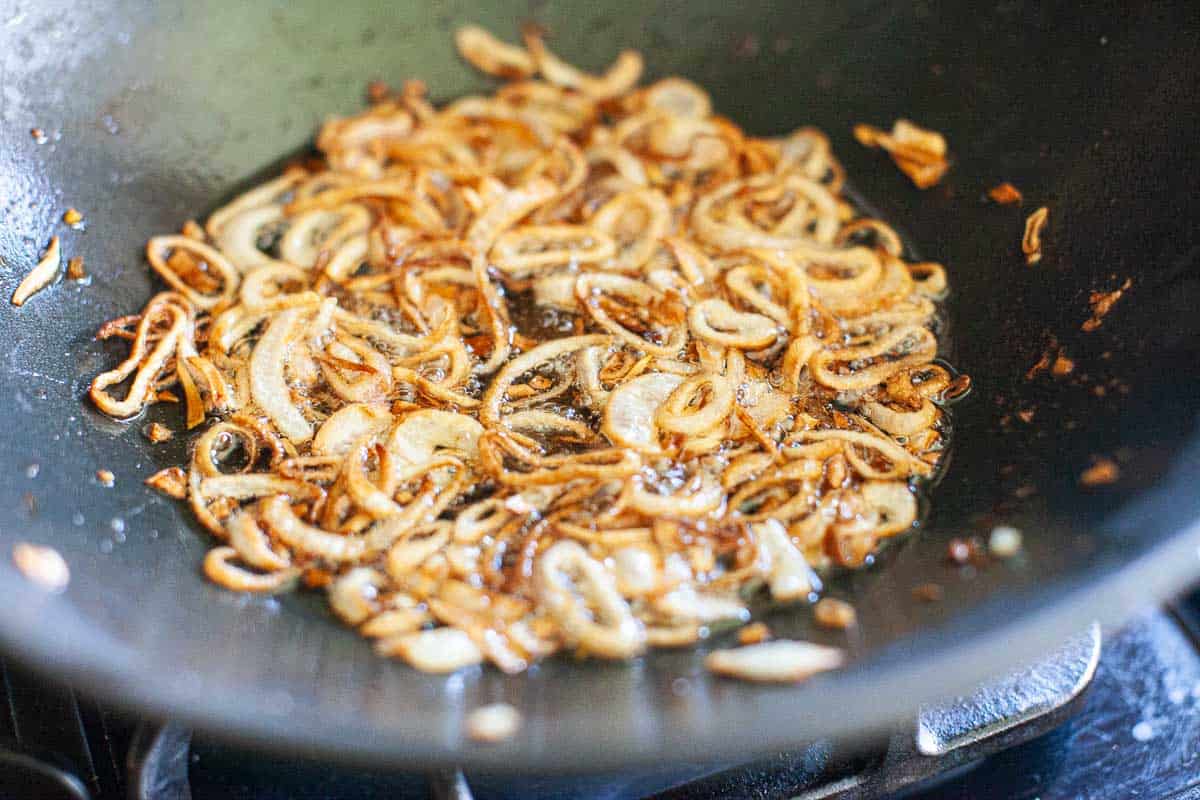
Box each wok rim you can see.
[1,437,1196,771]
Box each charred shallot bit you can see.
[854,119,950,189]
[1080,457,1120,488]
[145,467,188,499]
[987,182,1023,205]
[87,25,964,676]
[1082,278,1131,332]
[1022,206,1049,265]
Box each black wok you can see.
[1,0,1198,772]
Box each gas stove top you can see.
[6,590,1200,800]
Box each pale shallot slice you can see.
[705,640,845,683]
[89,294,190,418]
[688,298,779,351]
[11,236,61,307]
[590,188,670,273]
[387,409,484,467]
[279,205,371,267]
[656,372,734,437]
[261,495,369,562]
[249,307,312,443]
[328,567,386,625]
[601,372,683,454]
[377,627,484,673]
[753,519,819,602]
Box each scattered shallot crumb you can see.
[813,598,857,630]
[1022,206,1049,265]
[96,469,115,487]
[912,583,944,602]
[144,467,187,499]
[504,494,536,515]
[143,422,174,443]
[465,703,522,743]
[946,538,973,565]
[30,128,48,144]
[367,79,392,104]
[181,220,206,240]
[1082,278,1132,332]
[13,543,70,592]
[987,182,1023,205]
[941,373,972,401]
[1080,457,1120,487]
[63,208,84,227]
[156,390,180,403]
[1016,409,1036,424]
[989,526,1023,558]
[1051,354,1075,377]
[737,621,772,644]
[66,256,87,280]
[1014,483,1038,499]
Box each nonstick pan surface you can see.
[0,0,1198,770]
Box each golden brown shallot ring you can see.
[491,225,616,276]
[809,324,937,392]
[656,372,734,437]
[203,547,300,594]
[601,372,684,454]
[249,307,313,443]
[11,236,62,307]
[589,188,671,273]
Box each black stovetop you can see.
[6,590,1200,800]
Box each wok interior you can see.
[0,0,1197,769]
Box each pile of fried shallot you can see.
[90,25,964,675]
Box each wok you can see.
[1,0,1198,772]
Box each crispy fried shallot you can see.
[87,25,963,677]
